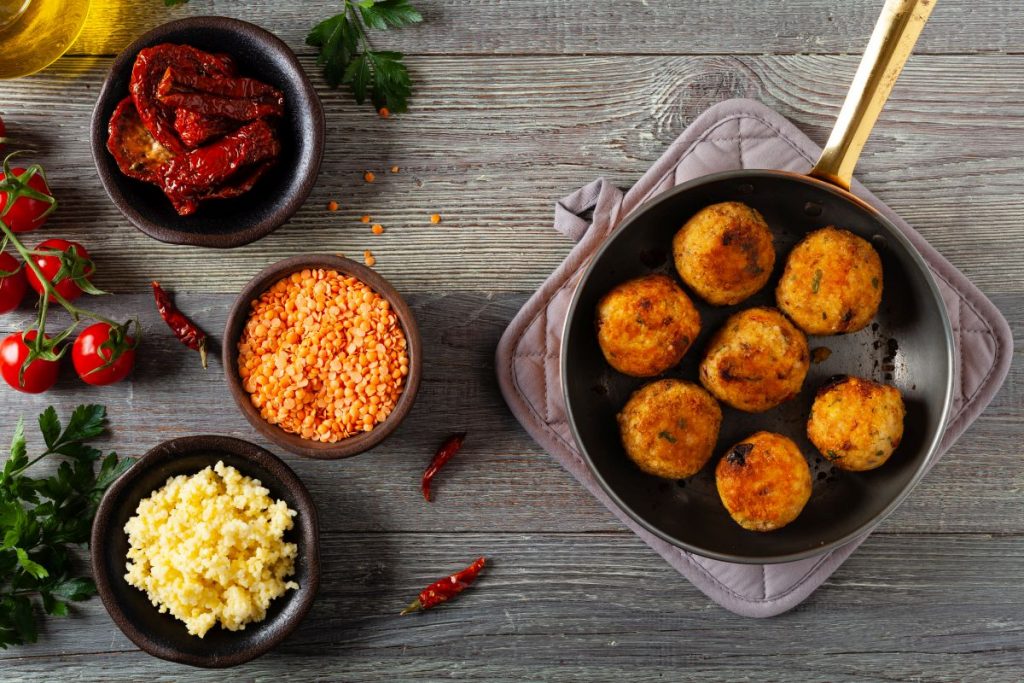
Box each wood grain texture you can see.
[0,0,1021,679]
[2,533,1023,681]
[0,292,1017,538]
[71,0,1024,58]
[0,54,1021,295]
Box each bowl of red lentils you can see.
[223,255,422,458]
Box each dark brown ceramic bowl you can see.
[223,255,423,459]
[91,435,320,668]
[90,16,325,248]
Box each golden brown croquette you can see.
[699,307,810,412]
[596,274,701,377]
[617,379,723,479]
[776,226,883,335]
[673,201,776,306]
[715,431,812,532]
[807,375,906,472]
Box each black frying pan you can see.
[561,0,954,563]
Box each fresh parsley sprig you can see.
[0,405,134,648]
[306,0,422,113]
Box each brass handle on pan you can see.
[809,0,937,190]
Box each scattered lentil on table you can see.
[237,268,408,442]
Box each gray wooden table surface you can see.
[1,1,1022,680]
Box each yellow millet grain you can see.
[237,269,409,442]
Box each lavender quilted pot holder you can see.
[495,99,1013,618]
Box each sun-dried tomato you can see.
[173,109,237,148]
[159,119,280,215]
[106,97,175,183]
[129,44,233,154]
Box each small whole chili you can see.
[400,556,486,616]
[422,432,467,502]
[151,281,208,369]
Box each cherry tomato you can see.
[0,251,26,313]
[72,322,136,386]
[0,166,54,233]
[26,238,94,302]
[0,330,59,394]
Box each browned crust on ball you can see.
[776,226,883,335]
[673,202,776,306]
[807,375,906,472]
[596,274,701,377]
[618,379,723,479]
[715,431,812,531]
[699,307,810,412]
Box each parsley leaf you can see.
[358,0,422,30]
[307,0,422,113]
[0,405,134,649]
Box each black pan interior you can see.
[562,171,953,563]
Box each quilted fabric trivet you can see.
[495,98,1013,618]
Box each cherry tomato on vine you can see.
[0,165,54,233]
[26,238,95,302]
[72,322,136,386]
[0,330,59,394]
[0,251,26,313]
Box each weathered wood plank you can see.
[0,55,1021,295]
[71,0,1024,58]
[2,532,1022,680]
[0,292,1019,535]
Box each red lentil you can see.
[237,269,408,443]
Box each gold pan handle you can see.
[809,0,937,190]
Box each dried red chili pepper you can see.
[151,281,208,369]
[422,432,467,502]
[400,557,486,616]
[159,119,280,215]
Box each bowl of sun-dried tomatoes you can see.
[90,16,325,248]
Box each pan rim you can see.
[560,168,955,565]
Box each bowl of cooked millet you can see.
[223,254,422,459]
[91,435,320,668]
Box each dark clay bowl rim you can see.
[90,435,321,668]
[89,16,325,248]
[223,255,423,459]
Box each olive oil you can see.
[0,0,91,79]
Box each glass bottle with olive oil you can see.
[0,0,91,79]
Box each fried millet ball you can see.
[617,379,723,479]
[699,307,809,412]
[776,226,883,335]
[716,431,812,532]
[807,376,906,472]
[673,201,776,306]
[596,274,701,377]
